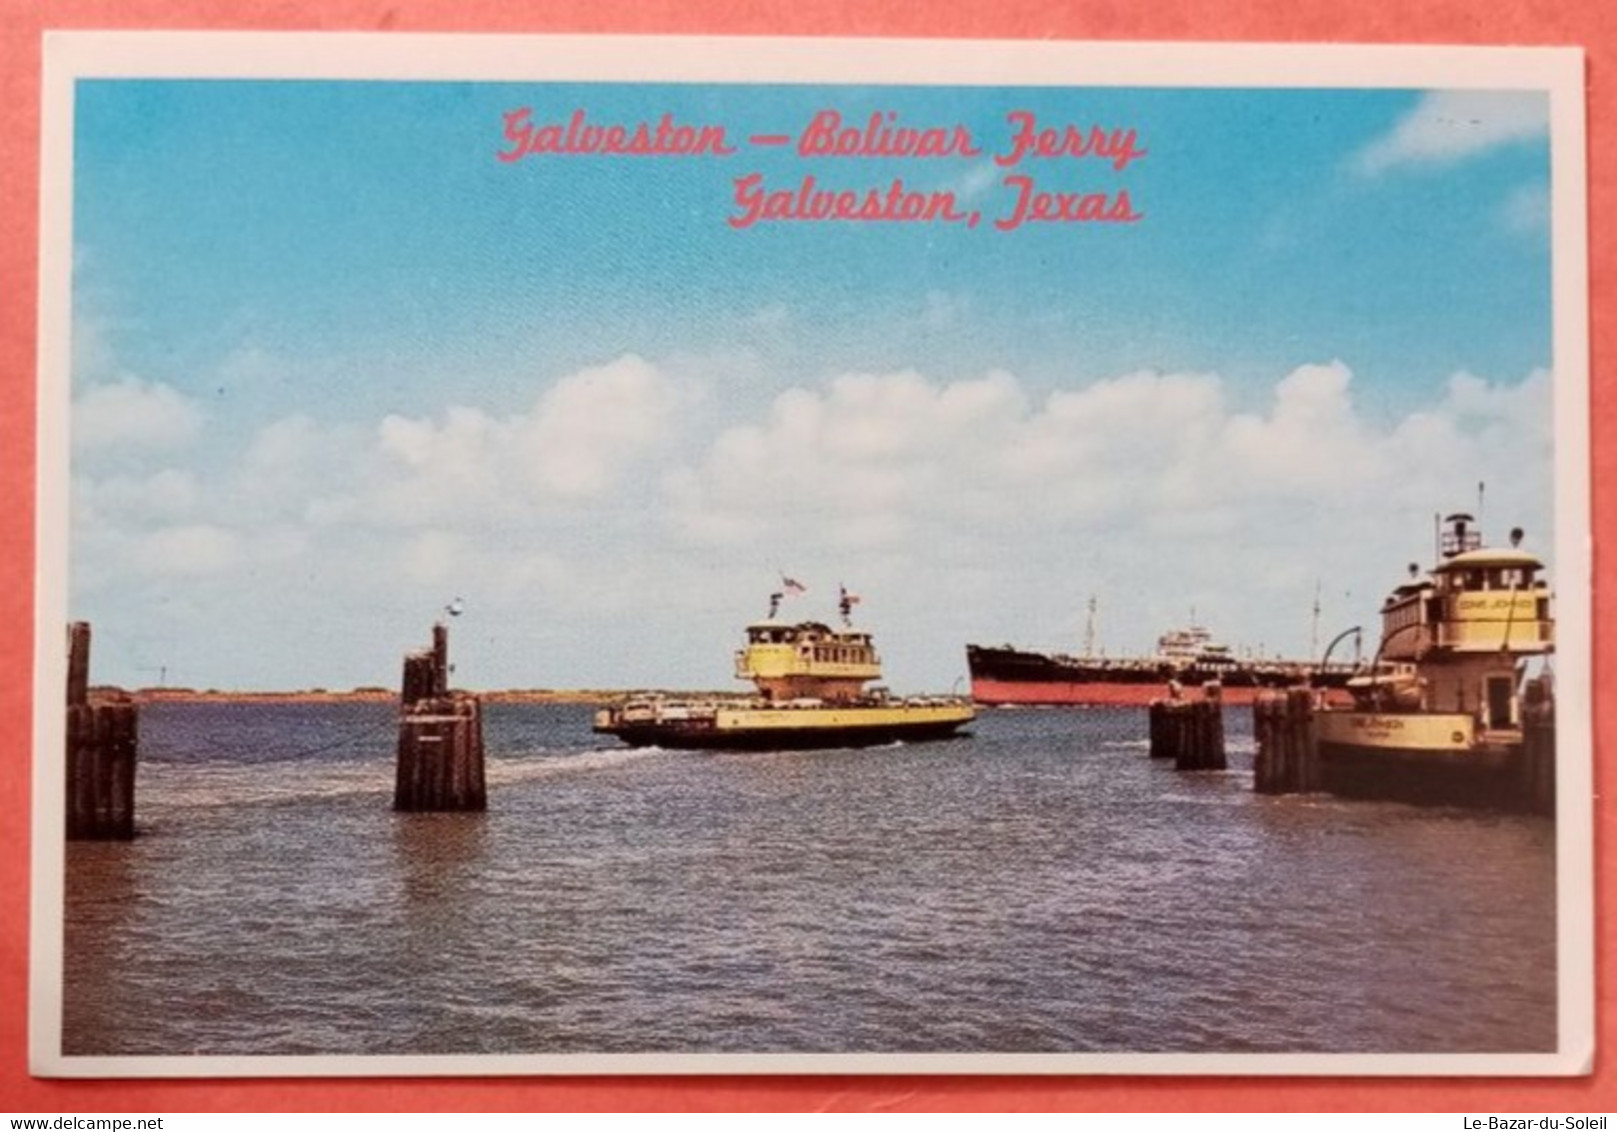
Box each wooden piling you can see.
[67,621,91,707]
[431,622,449,697]
[1147,684,1226,771]
[1253,687,1317,795]
[1521,678,1555,817]
[1253,693,1281,793]
[394,624,486,812]
[64,622,139,839]
[1148,697,1172,758]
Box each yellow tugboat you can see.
[593,586,976,750]
[1314,512,1555,806]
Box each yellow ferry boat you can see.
[593,587,975,750]
[1314,512,1555,806]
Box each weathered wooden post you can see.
[1187,682,1227,771]
[1253,692,1283,792]
[432,622,449,697]
[1520,677,1555,817]
[67,621,91,707]
[64,622,139,839]
[1290,687,1320,792]
[394,623,486,812]
[1254,687,1318,794]
[1148,696,1173,758]
[1148,684,1226,770]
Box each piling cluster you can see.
[1252,688,1320,795]
[394,624,487,812]
[65,622,139,839]
[1147,683,1226,771]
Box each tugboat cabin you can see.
[1361,514,1553,732]
[1378,516,1553,664]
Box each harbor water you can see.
[62,702,1557,1057]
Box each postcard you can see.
[30,32,1592,1077]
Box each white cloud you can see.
[919,291,970,332]
[1502,182,1551,233]
[952,160,1002,201]
[520,354,682,497]
[1354,91,1548,175]
[233,354,693,532]
[73,377,202,457]
[70,310,120,385]
[77,468,200,522]
[131,524,241,576]
[666,368,1035,547]
[1221,361,1372,488]
[68,351,1554,690]
[662,361,1552,611]
[666,366,1254,548]
[401,529,466,585]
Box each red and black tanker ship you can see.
[967,624,1354,707]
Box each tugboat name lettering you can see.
[1350,715,1405,733]
[1457,595,1527,611]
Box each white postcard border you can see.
[30,32,1594,1079]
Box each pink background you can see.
[1,0,1611,1113]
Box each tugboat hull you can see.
[1316,738,1527,808]
[1313,711,1536,809]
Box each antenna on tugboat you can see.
[1310,580,1321,661]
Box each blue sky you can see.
[67,78,1557,691]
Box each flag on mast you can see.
[838,584,861,625]
[781,575,807,595]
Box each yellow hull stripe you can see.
[713,705,975,732]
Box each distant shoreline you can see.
[110,687,652,706]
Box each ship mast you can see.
[1311,579,1321,661]
[1083,595,1097,657]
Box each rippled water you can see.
[61,702,1556,1056]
